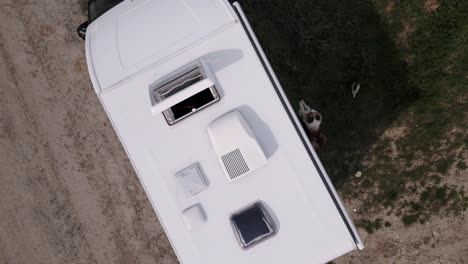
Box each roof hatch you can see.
[150,61,220,125]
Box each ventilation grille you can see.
[221,149,250,180]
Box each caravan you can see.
[81,0,364,263]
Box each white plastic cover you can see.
[207,111,267,181]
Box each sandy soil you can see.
[336,208,468,264]
[0,1,176,263]
[0,1,466,264]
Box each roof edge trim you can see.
[232,1,365,250]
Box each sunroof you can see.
[230,201,276,249]
[152,64,220,125]
[171,88,216,120]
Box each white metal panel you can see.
[87,0,362,263]
[87,0,236,92]
[98,23,357,264]
[117,0,200,67]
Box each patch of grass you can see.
[456,160,467,170]
[398,184,466,224]
[358,218,383,234]
[435,157,455,174]
[348,0,468,225]
[243,0,468,228]
[402,214,419,226]
[419,185,465,214]
[409,202,422,213]
[420,186,447,205]
[430,175,442,184]
[243,0,418,186]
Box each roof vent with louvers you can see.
[208,111,267,181]
[221,148,250,180]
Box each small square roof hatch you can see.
[230,201,276,249]
[175,163,208,197]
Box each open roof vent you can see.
[150,61,220,125]
[208,111,267,181]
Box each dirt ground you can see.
[0,0,466,264]
[335,170,468,264]
[0,1,176,263]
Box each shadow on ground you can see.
[242,0,420,187]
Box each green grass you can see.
[457,160,467,170]
[243,0,467,230]
[243,0,419,184]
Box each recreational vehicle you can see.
[79,0,364,263]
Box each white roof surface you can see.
[85,0,363,263]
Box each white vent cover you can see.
[208,111,267,181]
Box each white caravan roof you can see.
[85,0,364,263]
